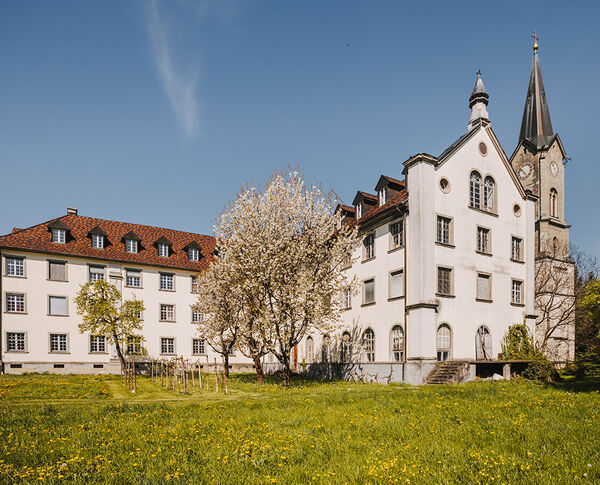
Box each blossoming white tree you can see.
[210,168,359,386]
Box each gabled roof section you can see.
[353,189,408,228]
[375,175,405,192]
[183,240,203,251]
[352,191,378,207]
[88,225,108,237]
[0,213,216,272]
[47,219,69,230]
[154,236,172,246]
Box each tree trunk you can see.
[113,331,126,369]
[223,353,230,377]
[281,352,291,387]
[253,355,265,384]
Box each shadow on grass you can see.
[546,376,600,393]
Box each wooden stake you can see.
[198,360,202,389]
[132,355,137,393]
[214,358,219,393]
[206,356,210,390]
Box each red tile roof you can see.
[345,188,408,229]
[0,213,216,272]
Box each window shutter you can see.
[477,274,489,299]
[390,271,404,298]
[49,262,66,280]
[49,296,67,315]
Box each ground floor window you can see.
[476,326,492,360]
[90,335,106,353]
[306,337,314,363]
[436,324,451,361]
[7,332,25,352]
[161,337,175,355]
[50,333,68,353]
[341,331,352,362]
[391,325,404,361]
[363,328,375,362]
[192,338,205,355]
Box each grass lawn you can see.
[0,374,598,484]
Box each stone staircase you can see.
[426,361,469,385]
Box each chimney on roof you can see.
[67,207,78,215]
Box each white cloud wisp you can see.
[147,0,200,138]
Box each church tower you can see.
[510,32,575,364]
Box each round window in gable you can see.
[513,204,522,217]
[479,142,488,156]
[439,177,450,194]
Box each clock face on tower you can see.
[550,161,559,176]
[518,164,532,180]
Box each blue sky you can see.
[1,1,598,256]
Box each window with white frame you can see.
[389,270,404,299]
[512,280,523,304]
[379,187,387,206]
[477,227,490,254]
[511,237,523,261]
[437,267,453,296]
[192,310,201,323]
[127,336,141,354]
[306,337,314,363]
[476,273,491,300]
[126,239,138,254]
[356,203,362,219]
[160,304,175,321]
[49,296,67,316]
[390,220,404,249]
[5,257,24,276]
[52,228,66,244]
[160,273,174,291]
[89,266,105,283]
[192,338,206,355]
[342,287,352,309]
[363,328,375,362]
[161,337,175,355]
[48,261,66,281]
[470,171,482,209]
[7,332,25,352]
[341,332,351,362]
[363,278,375,305]
[191,275,198,292]
[483,176,495,211]
[92,234,104,249]
[188,248,200,261]
[126,269,141,288]
[436,324,451,361]
[363,233,375,260]
[436,216,452,245]
[6,293,25,313]
[321,335,330,362]
[50,333,68,353]
[90,335,106,353]
[158,243,169,258]
[391,325,404,362]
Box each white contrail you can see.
[147,0,200,138]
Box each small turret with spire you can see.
[468,70,489,130]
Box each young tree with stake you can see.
[75,280,145,369]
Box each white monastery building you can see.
[1,41,574,383]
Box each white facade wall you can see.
[1,251,253,373]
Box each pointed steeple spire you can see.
[468,70,489,130]
[519,32,554,150]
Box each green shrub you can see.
[501,323,556,381]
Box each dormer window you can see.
[188,248,200,261]
[126,239,138,254]
[356,203,362,219]
[379,187,387,206]
[158,244,169,258]
[52,228,66,244]
[92,234,104,249]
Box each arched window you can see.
[321,334,330,363]
[436,324,451,361]
[475,326,492,360]
[483,176,495,211]
[550,189,558,218]
[470,171,481,209]
[341,331,352,363]
[306,337,314,364]
[363,328,375,362]
[391,325,404,362]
